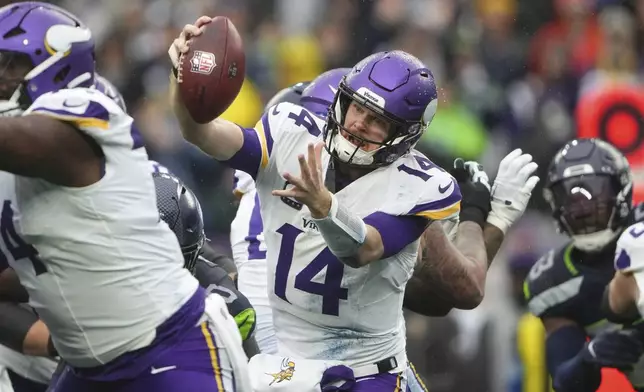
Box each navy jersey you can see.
[524,242,617,333]
[194,256,256,342]
[524,203,644,389]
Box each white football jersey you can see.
[230,170,267,267]
[612,221,644,385]
[614,221,644,317]
[230,170,277,353]
[248,102,460,367]
[8,88,198,367]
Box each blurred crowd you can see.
[8,0,644,390]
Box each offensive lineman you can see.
[0,3,249,391]
[0,74,133,392]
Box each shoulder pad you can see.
[401,153,461,221]
[249,102,324,173]
[263,101,324,138]
[525,244,584,317]
[615,222,644,273]
[25,88,121,130]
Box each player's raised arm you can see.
[0,114,103,186]
[406,150,539,313]
[168,17,244,162]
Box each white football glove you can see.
[486,149,539,234]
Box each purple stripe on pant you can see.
[321,365,404,392]
[50,288,236,391]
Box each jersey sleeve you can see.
[23,88,141,150]
[363,158,461,258]
[405,170,462,221]
[524,245,585,320]
[223,102,302,180]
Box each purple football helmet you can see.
[300,68,350,119]
[325,51,438,168]
[264,81,310,112]
[0,2,95,115]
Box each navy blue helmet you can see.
[543,138,633,252]
[153,172,205,273]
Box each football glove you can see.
[486,149,539,234]
[581,328,644,371]
[451,158,491,228]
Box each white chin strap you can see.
[330,133,380,166]
[572,228,620,252]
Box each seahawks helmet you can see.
[543,138,633,252]
[153,172,205,273]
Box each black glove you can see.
[581,329,644,371]
[450,158,491,228]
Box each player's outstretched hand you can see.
[168,16,212,70]
[451,158,491,227]
[272,142,333,219]
[487,149,539,234]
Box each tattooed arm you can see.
[404,150,538,316]
[403,221,505,316]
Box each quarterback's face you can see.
[341,101,390,152]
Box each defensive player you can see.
[230,68,348,355]
[0,3,249,391]
[170,16,533,390]
[524,138,644,391]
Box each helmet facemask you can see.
[0,50,33,117]
[324,81,424,168]
[183,235,205,275]
[544,174,631,252]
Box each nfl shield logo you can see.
[190,51,216,75]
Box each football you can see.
[177,16,245,124]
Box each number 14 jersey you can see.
[236,102,462,367]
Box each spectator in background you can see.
[579,5,642,95]
[416,82,488,171]
[529,0,601,79]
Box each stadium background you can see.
[5,0,644,390]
